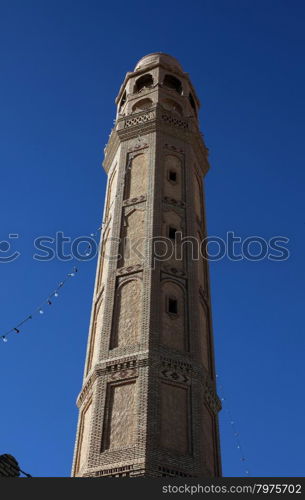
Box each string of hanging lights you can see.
[217,374,251,476]
[1,227,102,343]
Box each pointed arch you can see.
[132,98,153,113]
[163,74,182,94]
[134,73,153,93]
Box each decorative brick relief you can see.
[102,380,137,451]
[108,367,138,381]
[161,113,188,129]
[158,466,194,477]
[123,195,146,207]
[124,153,148,200]
[86,464,139,477]
[117,264,142,276]
[159,367,190,385]
[124,111,155,128]
[110,279,142,349]
[160,356,192,373]
[119,207,146,268]
[160,382,189,455]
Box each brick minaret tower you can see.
[72,53,222,478]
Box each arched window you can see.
[132,98,153,113]
[163,74,182,94]
[134,73,153,93]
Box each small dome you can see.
[134,53,183,72]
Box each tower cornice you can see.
[103,105,210,175]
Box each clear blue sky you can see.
[0,0,304,477]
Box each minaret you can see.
[72,53,222,478]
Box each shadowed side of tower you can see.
[72,53,222,478]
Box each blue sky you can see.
[0,0,304,477]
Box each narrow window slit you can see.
[168,170,177,182]
[168,298,178,314]
[169,226,177,240]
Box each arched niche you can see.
[161,280,186,351]
[110,278,142,349]
[132,98,153,113]
[124,153,147,200]
[134,73,153,93]
[119,207,146,268]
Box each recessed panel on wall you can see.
[160,382,189,455]
[110,278,142,349]
[124,153,147,200]
[102,381,137,451]
[119,208,145,268]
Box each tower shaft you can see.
[72,53,222,478]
